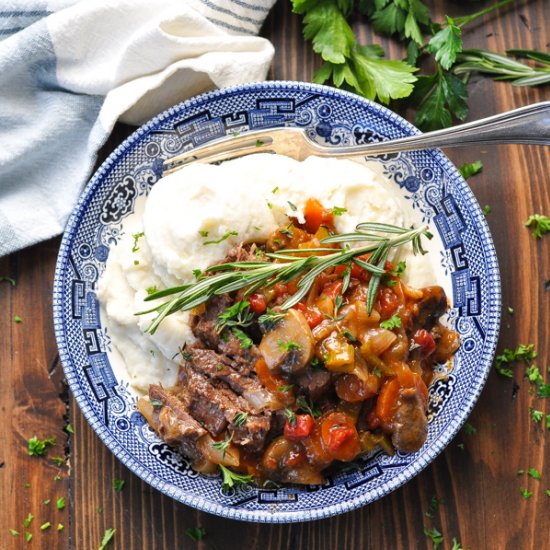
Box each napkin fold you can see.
[0,0,276,256]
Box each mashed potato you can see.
[97,154,435,392]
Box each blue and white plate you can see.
[53,81,501,523]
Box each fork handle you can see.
[327,101,550,157]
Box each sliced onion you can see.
[242,388,285,411]
[197,434,240,468]
[362,328,397,356]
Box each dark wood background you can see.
[1,1,549,548]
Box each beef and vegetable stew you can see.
[137,199,460,486]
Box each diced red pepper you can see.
[413,329,436,357]
[284,414,314,441]
[294,302,324,328]
[320,412,360,461]
[303,198,333,233]
[375,286,399,319]
[321,280,343,301]
[248,293,267,314]
[273,282,288,298]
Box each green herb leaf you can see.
[331,206,347,216]
[211,433,233,458]
[463,422,477,435]
[14,314,22,323]
[233,412,248,427]
[277,384,294,393]
[57,524,64,531]
[0,276,16,286]
[425,495,444,518]
[427,16,462,70]
[527,467,541,480]
[529,408,544,423]
[131,231,144,253]
[40,522,51,531]
[9,529,19,536]
[98,527,116,550]
[296,396,322,419]
[284,408,297,427]
[231,327,253,350]
[113,478,125,492]
[459,160,484,180]
[519,487,533,499]
[258,310,286,330]
[56,497,66,510]
[219,464,253,492]
[216,300,254,333]
[494,343,537,378]
[203,230,238,246]
[380,314,401,330]
[451,538,465,550]
[65,423,74,434]
[278,340,302,352]
[28,436,55,457]
[185,527,206,542]
[25,532,32,542]
[482,205,491,216]
[524,214,550,239]
[24,513,34,528]
[423,525,444,550]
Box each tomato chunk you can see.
[375,286,399,319]
[413,329,436,357]
[294,302,324,329]
[320,412,360,462]
[284,414,314,441]
[248,293,267,314]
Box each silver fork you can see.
[163,101,550,176]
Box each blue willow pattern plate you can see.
[53,81,501,523]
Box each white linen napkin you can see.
[0,0,276,256]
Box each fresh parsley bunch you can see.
[291,0,548,131]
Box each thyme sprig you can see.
[140,223,432,334]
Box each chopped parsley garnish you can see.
[272,186,279,194]
[284,408,297,427]
[507,306,514,315]
[255,139,264,147]
[43,499,51,505]
[198,230,209,237]
[211,433,232,458]
[216,364,224,371]
[546,490,550,497]
[519,487,533,499]
[65,423,74,434]
[451,538,465,550]
[278,340,302,352]
[482,205,491,216]
[40,521,51,531]
[25,532,32,542]
[527,467,541,480]
[133,260,139,266]
[131,231,144,253]
[423,525,444,550]
[494,344,537,378]
[287,201,297,212]
[56,497,66,510]
[24,513,34,527]
[538,383,550,398]
[391,260,407,277]
[52,456,64,466]
[372,367,382,378]
[192,269,202,279]
[296,396,322,419]
[524,214,550,239]
[146,286,158,295]
[379,314,401,330]
[517,469,525,475]
[150,399,163,409]
[203,230,238,245]
[98,527,116,550]
[113,478,125,492]
[425,495,444,518]
[14,315,22,323]
[54,475,61,481]
[458,160,483,180]
[547,414,550,430]
[57,524,64,531]
[216,300,254,333]
[342,330,356,342]
[233,412,248,427]
[185,527,206,542]
[28,436,55,457]
[529,408,544,423]
[9,529,19,536]
[331,206,347,216]
[463,422,477,435]
[277,384,294,393]
[0,275,16,286]
[525,365,543,385]
[258,308,286,330]
[219,464,253,491]
[231,327,253,349]
[279,224,294,238]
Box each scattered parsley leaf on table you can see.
[459,160,483,180]
[113,478,125,492]
[527,468,541,480]
[423,525,444,550]
[185,527,206,541]
[524,214,550,238]
[28,436,56,457]
[529,408,544,424]
[519,487,533,499]
[98,528,116,550]
[494,344,537,378]
[0,275,16,286]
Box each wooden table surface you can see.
[1,1,549,548]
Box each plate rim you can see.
[53,80,502,523]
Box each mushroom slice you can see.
[258,309,314,374]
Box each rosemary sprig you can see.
[454,49,550,87]
[140,223,432,334]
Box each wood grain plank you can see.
[0,239,69,549]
